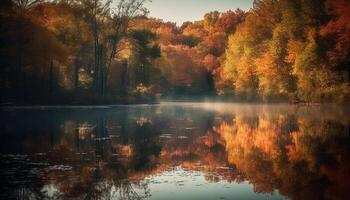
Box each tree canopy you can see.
[0,0,349,104]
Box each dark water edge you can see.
[0,102,349,200]
[0,98,160,107]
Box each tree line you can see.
[0,0,349,104]
[0,0,159,104]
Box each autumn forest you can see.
[1,0,349,104]
[1,1,350,199]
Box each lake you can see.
[0,102,349,200]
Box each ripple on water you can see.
[159,134,172,138]
[46,165,72,171]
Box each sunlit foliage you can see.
[0,0,349,103]
[222,0,350,102]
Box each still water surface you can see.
[0,103,349,200]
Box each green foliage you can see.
[129,29,161,86]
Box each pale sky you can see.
[144,0,254,25]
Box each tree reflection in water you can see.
[0,104,349,200]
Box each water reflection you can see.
[0,103,349,199]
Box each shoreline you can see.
[1,101,348,110]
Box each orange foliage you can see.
[215,9,246,34]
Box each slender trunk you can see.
[97,45,102,97]
[121,60,128,96]
[48,59,54,104]
[101,50,106,98]
[101,46,109,98]
[94,41,99,94]
[93,0,99,95]
[102,68,106,98]
[105,44,116,95]
[105,24,129,97]
[106,35,122,82]
[74,54,81,91]
[105,36,123,98]
[106,40,117,76]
